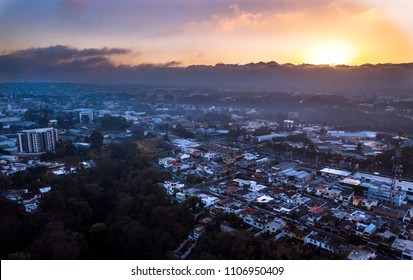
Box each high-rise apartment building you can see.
[17,128,58,154]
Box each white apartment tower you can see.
[17,128,58,154]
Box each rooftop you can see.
[320,168,352,177]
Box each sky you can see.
[0,0,412,67]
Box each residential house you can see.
[290,225,312,242]
[391,239,413,260]
[164,181,185,196]
[304,232,338,253]
[265,218,286,234]
[347,245,377,260]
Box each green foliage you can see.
[252,126,272,136]
[227,127,246,139]
[174,123,195,139]
[0,148,11,155]
[190,225,341,260]
[8,251,31,260]
[184,196,200,210]
[100,115,129,131]
[23,108,52,126]
[0,140,192,259]
[90,131,104,150]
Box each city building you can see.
[79,110,94,124]
[17,128,58,154]
[283,119,294,130]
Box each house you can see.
[213,198,244,215]
[290,225,312,241]
[337,190,354,205]
[238,208,273,230]
[314,184,330,196]
[175,192,186,203]
[224,185,241,195]
[347,245,377,260]
[183,187,201,198]
[323,189,342,200]
[192,225,206,239]
[360,199,378,210]
[248,183,267,192]
[280,168,312,183]
[352,195,365,207]
[391,238,413,260]
[198,194,219,208]
[373,206,408,220]
[307,206,326,225]
[265,218,286,234]
[158,157,176,168]
[363,223,377,237]
[255,195,274,204]
[164,181,185,196]
[304,232,338,253]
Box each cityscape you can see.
[0,0,412,262]
[0,82,412,260]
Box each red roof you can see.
[309,206,325,214]
[354,245,376,253]
[240,207,255,217]
[315,184,329,190]
[224,185,240,194]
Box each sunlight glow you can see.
[305,41,356,65]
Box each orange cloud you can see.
[151,1,411,65]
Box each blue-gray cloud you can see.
[1,45,412,91]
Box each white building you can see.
[265,218,286,234]
[353,172,413,202]
[283,120,294,130]
[198,193,219,208]
[391,238,413,260]
[79,110,94,124]
[164,181,185,196]
[319,168,352,179]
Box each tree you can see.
[163,133,170,141]
[100,115,129,131]
[184,196,200,210]
[174,124,195,139]
[88,223,107,244]
[90,131,104,150]
[0,148,11,155]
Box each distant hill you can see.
[1,46,412,91]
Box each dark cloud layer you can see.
[5,45,128,63]
[1,46,412,91]
[0,45,128,78]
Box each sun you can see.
[305,41,355,65]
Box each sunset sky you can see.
[1,0,412,66]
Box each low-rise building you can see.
[265,218,286,234]
[391,238,413,260]
[164,180,185,196]
[347,246,377,260]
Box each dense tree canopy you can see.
[0,141,191,259]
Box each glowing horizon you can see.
[0,0,412,67]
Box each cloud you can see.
[0,45,131,81]
[12,45,129,61]
[1,45,412,90]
